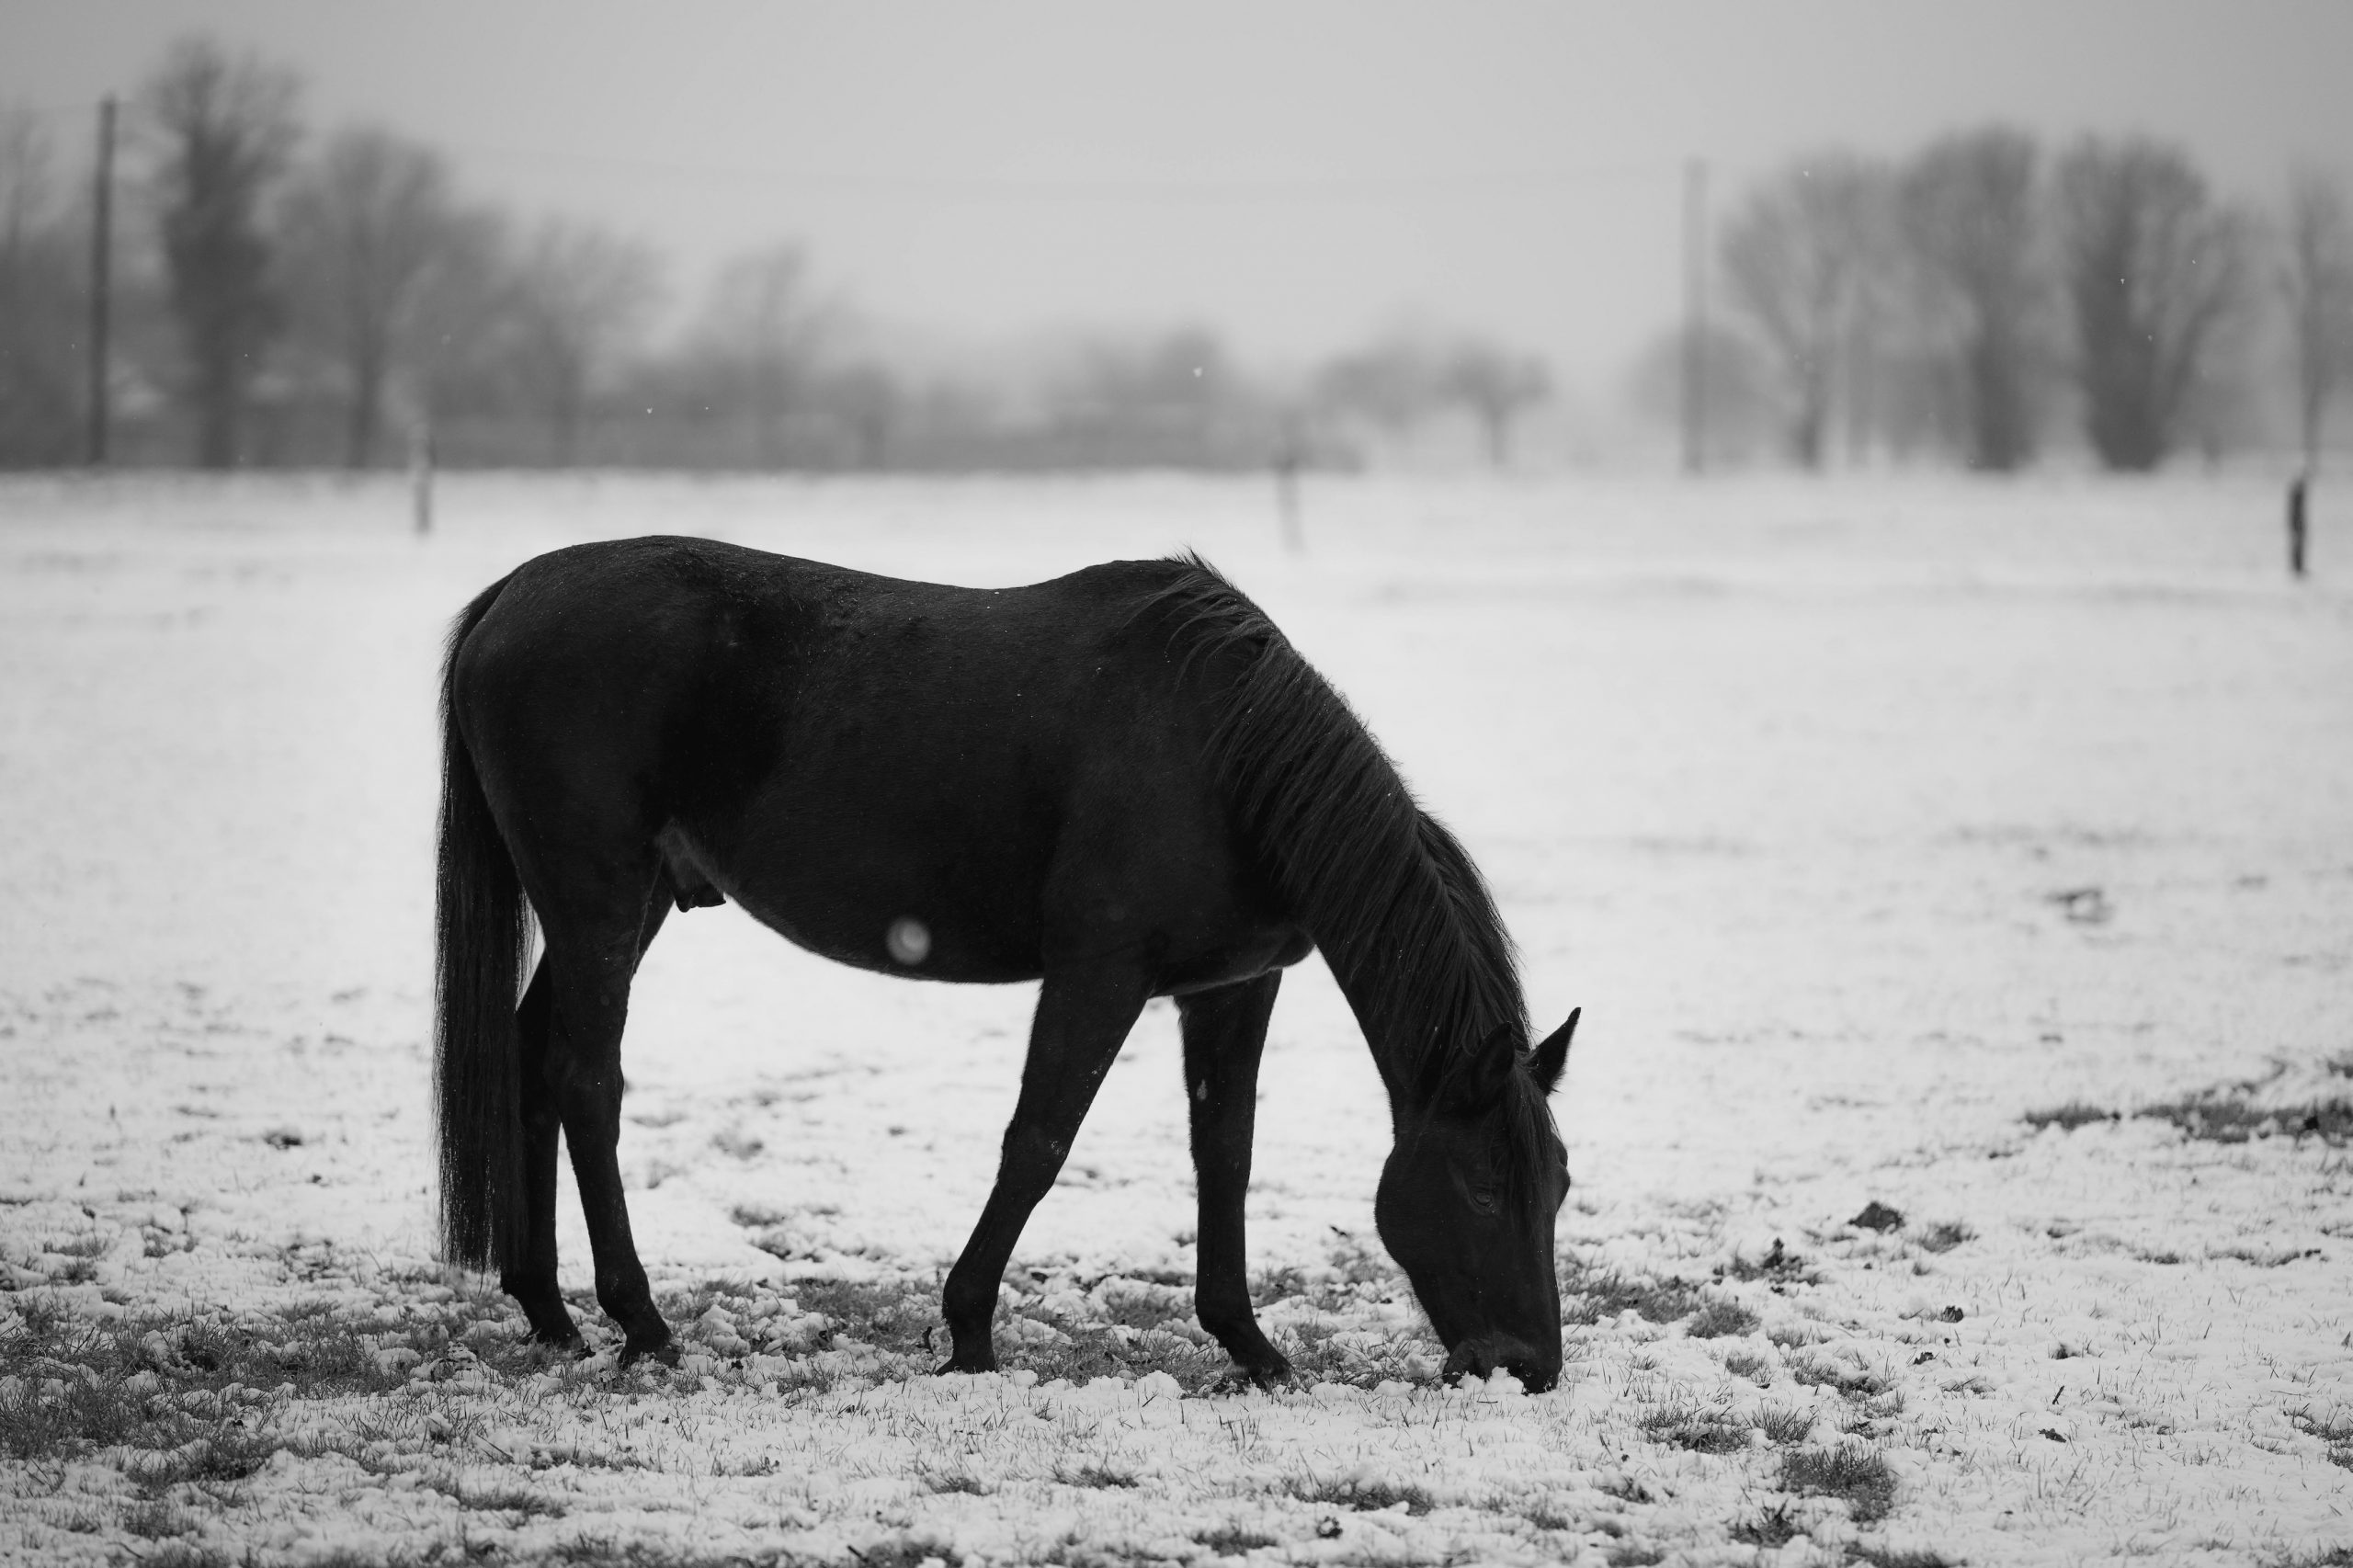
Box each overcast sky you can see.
[7,1,2349,392]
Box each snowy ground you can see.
[1,470,2348,1566]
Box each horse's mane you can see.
[1137,554,1549,1173]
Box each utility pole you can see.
[1682,157,1709,476]
[86,95,115,467]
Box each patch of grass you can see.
[1094,1278,1191,1332]
[923,1470,991,1495]
[1790,1351,1893,1399]
[1251,1239,1396,1315]
[121,1496,192,1540]
[1060,1461,1140,1489]
[2291,1407,2353,1471]
[140,1545,234,1568]
[1754,1404,1816,1445]
[1563,1267,1705,1326]
[1685,1298,1761,1339]
[455,1482,568,1518]
[2141,1093,2353,1146]
[2024,1101,2118,1133]
[2290,1407,2353,1442]
[1720,1237,1817,1286]
[1915,1221,1973,1254]
[1724,1348,1774,1383]
[1731,1502,1802,1549]
[1607,1546,1666,1567]
[1013,1318,1228,1392]
[1287,1473,1434,1515]
[0,1304,331,1479]
[1850,1201,1904,1233]
[789,1277,938,1358]
[540,1537,794,1567]
[1782,1442,1897,1524]
[150,1423,282,1485]
[1637,1401,1749,1455]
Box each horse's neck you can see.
[1313,887,1472,1119]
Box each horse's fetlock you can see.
[940,1280,996,1330]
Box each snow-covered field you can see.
[1,470,2347,1566]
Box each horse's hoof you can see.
[934,1353,998,1376]
[1212,1357,1293,1393]
[619,1340,678,1370]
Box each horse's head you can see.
[1375,1008,1577,1392]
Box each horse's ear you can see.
[1531,1007,1578,1096]
[1443,1024,1519,1111]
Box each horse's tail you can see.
[435,576,530,1274]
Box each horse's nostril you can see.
[1513,1361,1560,1394]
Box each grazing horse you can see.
[436,539,1579,1390]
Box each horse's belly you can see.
[684,823,1050,984]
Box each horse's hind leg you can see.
[540,883,676,1367]
[503,963,578,1347]
[1177,971,1291,1387]
[502,882,674,1354]
[939,960,1153,1373]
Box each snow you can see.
[1,470,2347,1563]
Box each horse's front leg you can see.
[938,960,1152,1373]
[1177,971,1291,1387]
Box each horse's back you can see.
[454,539,1290,987]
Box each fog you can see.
[4,2,2349,469]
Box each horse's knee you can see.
[996,1124,1072,1194]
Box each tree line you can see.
[0,37,1555,474]
[1647,128,2353,473]
[3,39,2347,474]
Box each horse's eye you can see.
[1470,1187,1500,1216]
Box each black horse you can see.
[436,538,1578,1390]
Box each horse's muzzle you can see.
[1442,1334,1559,1393]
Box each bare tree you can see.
[1313,332,1445,446]
[507,218,659,465]
[1901,127,2050,471]
[691,244,825,467]
[2280,167,2353,472]
[1720,153,1895,469]
[141,37,300,468]
[0,107,84,465]
[278,128,460,468]
[813,361,903,468]
[2056,137,2245,472]
[1052,326,1249,467]
[403,205,521,432]
[1445,341,1550,468]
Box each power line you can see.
[446,141,1683,204]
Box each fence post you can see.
[411,419,436,536]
